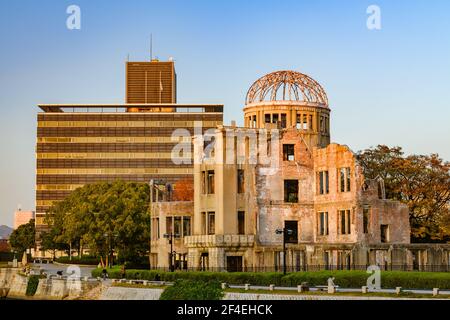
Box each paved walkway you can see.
[228,284,450,296]
[30,263,95,277]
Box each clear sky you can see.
[0,0,449,227]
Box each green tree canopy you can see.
[9,219,35,254]
[357,145,450,242]
[46,180,150,264]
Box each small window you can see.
[237,169,245,193]
[284,180,298,203]
[284,220,298,244]
[296,114,301,129]
[265,114,271,123]
[183,217,191,236]
[207,170,215,194]
[201,171,206,194]
[238,211,245,235]
[318,171,329,195]
[166,217,173,234]
[252,115,257,128]
[174,217,181,236]
[318,212,329,236]
[339,167,351,192]
[381,224,389,243]
[339,210,351,235]
[272,113,279,124]
[283,144,295,161]
[280,113,287,128]
[363,207,370,234]
[156,218,160,239]
[208,212,215,235]
[303,115,308,130]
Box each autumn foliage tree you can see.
[357,145,450,242]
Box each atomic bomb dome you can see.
[243,70,331,148]
[245,70,328,107]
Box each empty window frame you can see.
[318,170,329,194]
[207,170,215,194]
[201,212,207,234]
[272,113,279,124]
[284,180,299,203]
[380,224,389,243]
[183,217,191,237]
[174,217,182,236]
[318,212,329,236]
[238,211,245,235]
[280,113,287,128]
[237,169,245,193]
[166,217,173,235]
[339,167,351,192]
[296,114,301,129]
[363,207,370,234]
[208,212,215,235]
[283,144,295,161]
[284,220,298,244]
[339,209,351,235]
[201,171,206,194]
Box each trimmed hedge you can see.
[0,252,32,262]
[91,269,450,289]
[55,255,100,265]
[160,280,224,300]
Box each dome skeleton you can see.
[245,70,328,106]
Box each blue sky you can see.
[0,0,449,226]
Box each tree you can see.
[46,180,150,265]
[40,229,68,259]
[9,219,35,255]
[357,145,450,242]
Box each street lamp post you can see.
[275,228,293,275]
[163,233,180,272]
[149,179,153,270]
[104,233,111,268]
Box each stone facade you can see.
[149,70,450,272]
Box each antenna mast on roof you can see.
[150,33,153,61]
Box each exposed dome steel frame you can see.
[245,70,328,106]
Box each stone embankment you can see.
[0,267,101,299]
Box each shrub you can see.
[160,280,224,300]
[55,255,100,265]
[26,275,41,296]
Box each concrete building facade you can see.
[150,70,450,271]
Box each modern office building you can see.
[126,59,176,104]
[35,59,223,250]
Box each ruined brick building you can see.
[150,70,450,271]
